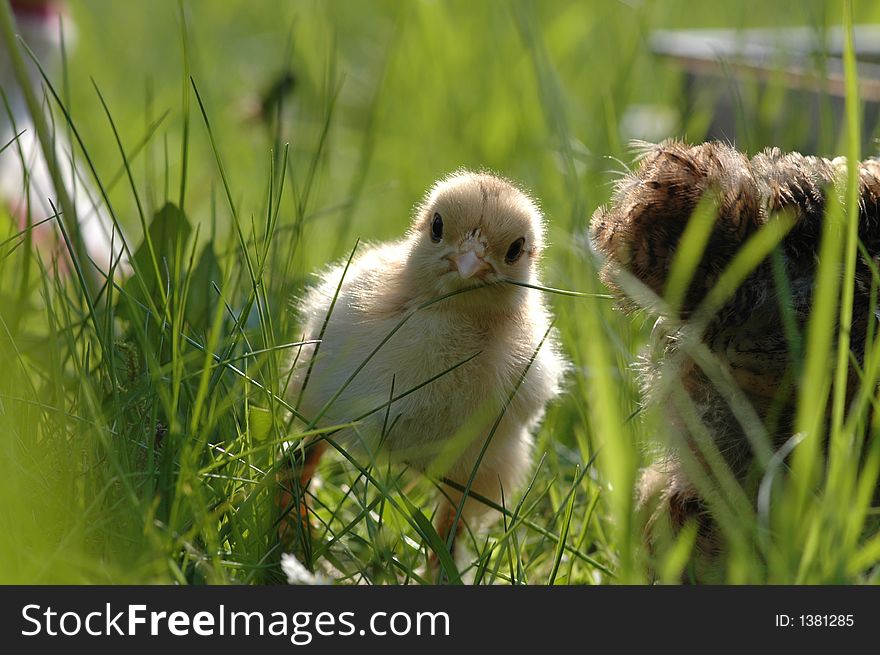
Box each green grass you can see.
[2,0,880,584]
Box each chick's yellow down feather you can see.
[283,170,568,539]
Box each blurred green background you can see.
[66,0,875,265]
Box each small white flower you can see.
[281,553,330,585]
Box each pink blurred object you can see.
[0,0,130,279]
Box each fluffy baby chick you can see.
[591,140,880,579]
[281,170,567,558]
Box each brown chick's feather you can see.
[283,170,567,549]
[591,141,762,314]
[590,140,880,578]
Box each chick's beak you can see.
[453,249,490,279]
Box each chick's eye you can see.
[431,213,443,242]
[505,237,526,264]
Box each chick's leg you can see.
[429,430,532,581]
[427,480,493,582]
[638,458,724,583]
[276,440,328,546]
[430,499,464,579]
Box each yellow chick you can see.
[282,170,567,556]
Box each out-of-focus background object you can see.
[650,25,880,153]
[0,0,129,277]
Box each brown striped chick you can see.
[591,140,880,579]
[281,170,567,560]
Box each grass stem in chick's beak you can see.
[502,278,614,298]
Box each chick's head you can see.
[407,170,545,303]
